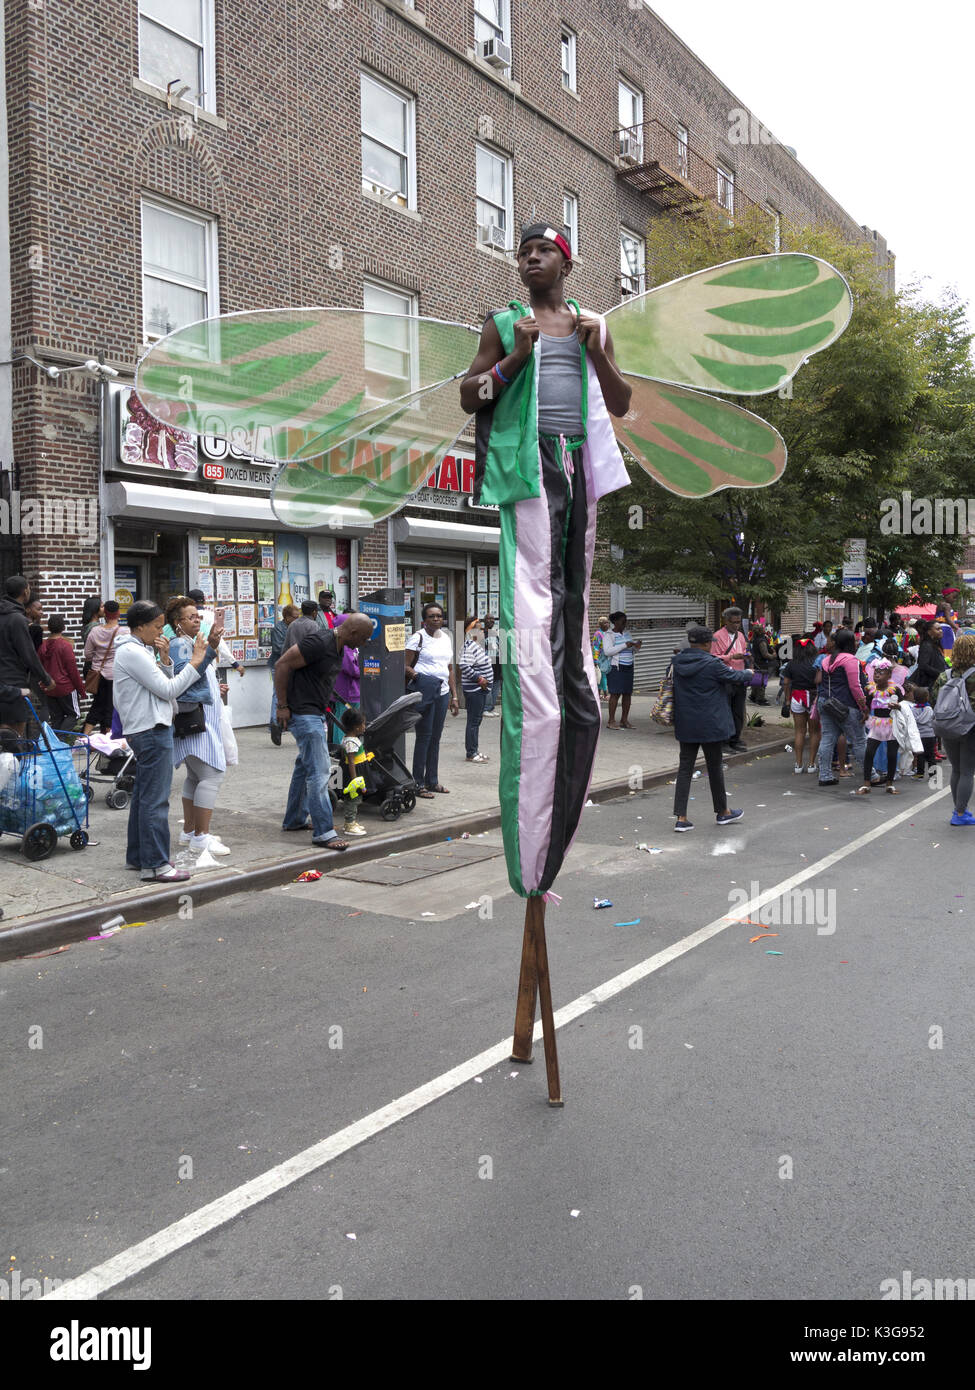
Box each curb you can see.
[0,735,791,963]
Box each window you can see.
[620,229,645,297]
[138,0,214,111]
[769,207,782,252]
[474,0,510,47]
[563,192,579,258]
[141,198,217,341]
[361,73,416,208]
[561,28,577,91]
[363,280,418,400]
[676,124,689,180]
[717,162,735,214]
[476,144,512,249]
[618,79,643,158]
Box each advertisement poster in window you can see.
[245,640,260,662]
[476,594,488,619]
[218,606,237,637]
[308,535,352,614]
[256,569,274,603]
[236,570,255,603]
[477,564,488,591]
[489,565,499,589]
[261,544,275,570]
[115,565,139,614]
[276,536,309,611]
[215,569,234,602]
[230,640,247,664]
[198,543,210,566]
[238,605,256,636]
[197,568,214,602]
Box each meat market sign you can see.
[109,384,472,502]
[109,383,274,490]
[411,455,476,510]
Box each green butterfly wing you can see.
[271,377,473,528]
[133,307,478,526]
[606,253,852,396]
[615,376,787,498]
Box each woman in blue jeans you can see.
[459,615,493,762]
[111,600,211,882]
[404,603,459,796]
[816,628,868,785]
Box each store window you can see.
[141,198,218,341]
[198,534,279,664]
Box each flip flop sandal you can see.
[429,785,450,793]
[416,789,435,798]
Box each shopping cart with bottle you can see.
[0,702,92,859]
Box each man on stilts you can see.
[460,223,633,1101]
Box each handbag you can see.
[84,626,118,695]
[820,661,851,723]
[651,665,674,726]
[174,703,206,737]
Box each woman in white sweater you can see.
[113,600,209,883]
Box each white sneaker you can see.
[190,833,230,856]
[794,764,803,774]
[343,823,368,836]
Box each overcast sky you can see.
[648,1,972,335]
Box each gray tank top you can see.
[536,330,583,436]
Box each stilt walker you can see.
[135,238,853,1107]
[461,225,633,1102]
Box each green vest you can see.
[478,299,589,507]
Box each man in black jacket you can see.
[0,576,53,734]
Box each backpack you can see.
[932,672,975,739]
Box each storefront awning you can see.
[392,515,500,552]
[103,480,376,537]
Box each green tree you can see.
[596,203,974,622]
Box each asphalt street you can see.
[2,750,971,1302]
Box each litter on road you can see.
[593,899,613,909]
[613,919,641,927]
[749,933,779,943]
[766,950,783,956]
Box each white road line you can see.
[44,787,949,1300]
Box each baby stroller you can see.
[80,711,136,808]
[331,692,423,822]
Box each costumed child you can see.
[339,707,369,837]
[856,660,904,795]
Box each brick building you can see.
[2,0,893,720]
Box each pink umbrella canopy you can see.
[895,603,938,618]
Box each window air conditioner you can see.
[478,38,512,69]
[478,223,508,251]
[618,133,641,165]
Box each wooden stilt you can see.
[509,896,563,1105]
[509,897,539,1064]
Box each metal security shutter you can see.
[804,590,820,629]
[620,588,708,690]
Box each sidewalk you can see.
[0,687,791,939]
